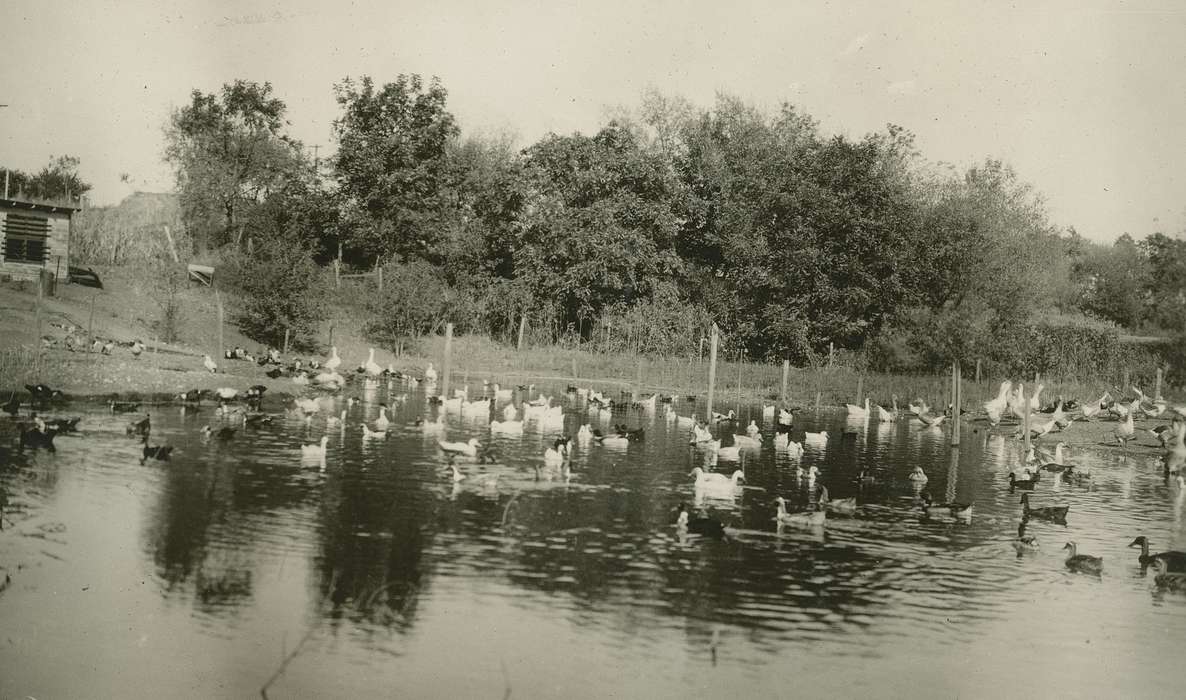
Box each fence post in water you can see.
[856,375,864,406]
[633,358,643,401]
[706,324,719,421]
[442,323,454,400]
[517,316,526,350]
[1155,368,1164,399]
[951,362,962,447]
[1022,384,1031,452]
[781,360,789,403]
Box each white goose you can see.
[733,433,761,450]
[984,380,1011,426]
[745,419,760,437]
[374,405,390,432]
[203,354,218,373]
[300,435,329,460]
[424,362,438,383]
[502,403,518,421]
[1114,411,1136,448]
[490,418,524,434]
[324,346,341,372]
[1079,391,1110,420]
[361,422,387,439]
[690,467,745,496]
[845,397,870,419]
[364,348,383,377]
[438,437,481,457]
[416,415,446,433]
[876,396,900,423]
[803,429,828,446]
[775,497,826,527]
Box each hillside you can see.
[0,266,404,398]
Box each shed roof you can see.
[0,197,81,215]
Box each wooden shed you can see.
[0,197,79,283]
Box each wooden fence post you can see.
[215,287,224,361]
[283,328,290,355]
[951,362,961,446]
[781,359,789,403]
[856,375,864,406]
[1155,367,1164,399]
[706,324,719,421]
[442,323,454,400]
[975,359,981,384]
[517,316,526,350]
[34,269,44,377]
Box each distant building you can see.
[0,197,79,282]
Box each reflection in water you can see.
[1,385,1185,698]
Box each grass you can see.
[393,334,1178,410]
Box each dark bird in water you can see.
[19,426,58,451]
[1008,471,1040,490]
[177,389,204,403]
[44,417,81,433]
[109,400,141,414]
[201,425,236,441]
[140,436,174,464]
[675,503,727,540]
[1129,536,1186,573]
[244,412,274,427]
[126,414,151,437]
[1063,542,1103,575]
[1020,493,1068,525]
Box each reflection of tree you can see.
[313,465,440,636]
[145,453,323,613]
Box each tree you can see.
[3,155,91,204]
[1141,232,1186,332]
[164,80,303,252]
[515,123,683,332]
[1076,234,1150,329]
[332,74,459,262]
[224,235,328,348]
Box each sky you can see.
[2,0,1184,243]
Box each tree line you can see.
[145,77,1186,367]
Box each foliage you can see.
[1074,234,1150,328]
[72,192,185,265]
[2,155,91,205]
[222,237,328,349]
[362,260,469,344]
[515,123,683,327]
[164,80,305,252]
[332,75,459,262]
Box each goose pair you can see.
[690,467,745,497]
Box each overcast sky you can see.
[3,0,1184,243]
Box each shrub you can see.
[222,239,328,349]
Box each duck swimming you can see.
[675,503,727,540]
[1020,493,1068,524]
[1128,536,1186,573]
[774,497,826,528]
[1063,542,1103,575]
[1012,521,1040,555]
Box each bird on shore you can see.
[1114,411,1136,449]
[323,346,341,372]
[984,381,1012,426]
[203,354,218,373]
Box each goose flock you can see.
[6,360,1186,592]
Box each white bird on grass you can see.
[324,346,341,372]
[203,354,218,373]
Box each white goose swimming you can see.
[690,466,745,496]
[845,397,870,419]
[300,435,329,460]
[490,418,524,434]
[361,422,387,439]
[438,437,481,457]
[876,396,899,423]
[775,497,826,527]
[374,405,390,432]
[424,362,438,383]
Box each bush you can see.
[222,239,328,349]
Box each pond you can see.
[1,380,1184,698]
